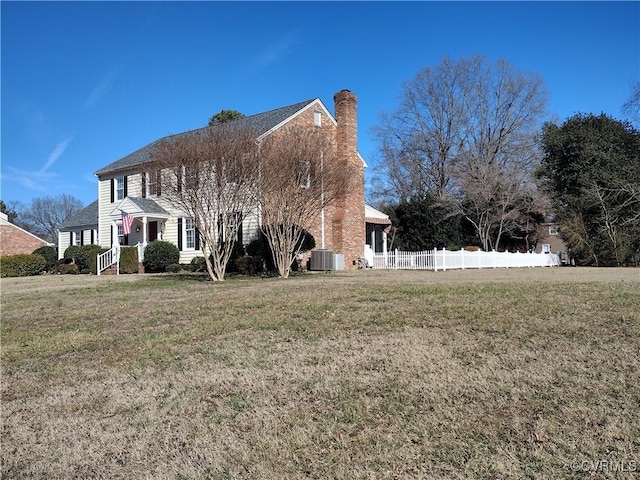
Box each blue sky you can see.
[2,1,638,208]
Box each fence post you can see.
[395,249,399,270]
[442,247,446,271]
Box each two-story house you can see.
[58,90,390,271]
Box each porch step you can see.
[100,264,119,275]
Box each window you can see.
[116,176,125,200]
[218,212,243,244]
[117,224,125,245]
[143,170,161,197]
[73,231,81,246]
[541,244,551,254]
[296,159,311,189]
[184,164,199,190]
[314,110,322,127]
[548,225,558,236]
[185,217,196,250]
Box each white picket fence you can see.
[370,248,560,271]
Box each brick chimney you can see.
[332,90,365,268]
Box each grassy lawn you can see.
[2,268,639,479]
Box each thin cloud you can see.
[4,137,73,193]
[252,29,300,69]
[82,64,123,110]
[39,137,73,174]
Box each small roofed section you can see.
[58,200,99,231]
[110,197,170,219]
[365,204,391,226]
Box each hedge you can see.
[0,254,47,278]
[119,246,139,274]
[32,245,57,272]
[64,245,107,274]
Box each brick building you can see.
[0,212,50,256]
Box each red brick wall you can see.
[0,224,49,256]
[259,91,366,270]
[333,90,365,268]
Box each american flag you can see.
[122,211,135,235]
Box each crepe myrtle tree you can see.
[257,126,353,278]
[152,125,261,281]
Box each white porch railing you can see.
[371,248,560,271]
[97,246,120,275]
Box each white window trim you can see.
[117,224,125,245]
[146,170,159,196]
[184,217,196,250]
[116,176,125,201]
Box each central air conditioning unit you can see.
[310,249,334,271]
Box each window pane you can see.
[116,177,125,200]
[185,218,195,249]
[148,171,157,196]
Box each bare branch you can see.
[258,127,353,277]
[152,126,260,281]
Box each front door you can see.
[148,221,158,242]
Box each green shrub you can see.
[58,263,79,275]
[166,263,182,273]
[119,246,139,274]
[234,256,257,275]
[88,247,109,274]
[225,242,246,273]
[246,227,316,273]
[143,241,180,272]
[0,254,47,277]
[64,245,105,273]
[32,245,57,272]
[190,256,206,272]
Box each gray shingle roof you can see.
[59,200,99,230]
[95,99,318,177]
[127,197,170,216]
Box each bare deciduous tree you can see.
[18,194,83,243]
[454,162,538,251]
[622,81,640,125]
[454,58,547,250]
[373,55,548,250]
[257,127,352,278]
[372,56,473,201]
[152,126,260,281]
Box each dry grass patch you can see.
[2,268,639,479]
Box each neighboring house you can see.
[0,212,50,256]
[536,220,569,264]
[60,90,385,271]
[57,200,99,259]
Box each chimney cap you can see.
[334,89,356,101]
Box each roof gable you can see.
[0,214,51,245]
[109,197,169,218]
